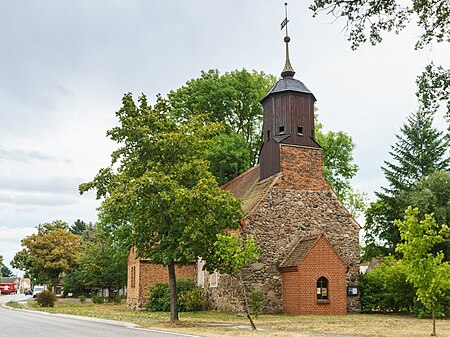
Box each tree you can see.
[167,69,276,181]
[80,93,252,322]
[364,110,449,257]
[70,219,94,236]
[315,119,367,217]
[1,265,13,278]
[310,0,450,50]
[396,207,450,336]
[416,63,450,122]
[401,171,450,259]
[12,220,81,292]
[76,224,128,298]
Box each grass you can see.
[5,301,23,309]
[27,300,450,337]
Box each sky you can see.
[1,1,449,271]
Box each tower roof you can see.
[261,77,316,103]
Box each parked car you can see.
[32,285,45,298]
[24,290,33,295]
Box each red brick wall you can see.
[282,236,347,315]
[277,144,331,191]
[126,247,196,309]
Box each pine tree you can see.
[364,110,449,258]
[381,110,449,195]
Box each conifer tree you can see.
[381,110,449,195]
[364,110,449,258]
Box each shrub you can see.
[79,295,86,303]
[146,279,201,312]
[180,287,205,311]
[36,290,57,307]
[92,295,104,304]
[250,289,263,317]
[108,294,122,304]
[360,258,415,313]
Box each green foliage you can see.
[12,220,81,292]
[36,290,57,307]
[309,0,450,50]
[250,289,263,317]
[168,69,276,176]
[81,93,246,321]
[315,122,358,199]
[413,290,450,318]
[396,207,450,334]
[108,294,122,304]
[75,224,128,296]
[1,265,13,278]
[416,63,450,120]
[146,279,200,312]
[209,234,260,276]
[360,258,415,313]
[92,295,104,304]
[364,107,449,258]
[396,208,450,309]
[206,132,252,185]
[78,295,86,303]
[179,287,206,312]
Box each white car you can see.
[32,285,45,297]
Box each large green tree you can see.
[396,207,450,336]
[167,69,276,181]
[80,93,255,321]
[364,109,449,257]
[12,221,81,292]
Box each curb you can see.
[1,300,201,336]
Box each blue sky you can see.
[1,0,449,270]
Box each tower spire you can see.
[280,2,295,78]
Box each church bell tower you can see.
[259,4,319,180]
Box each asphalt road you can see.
[0,295,199,337]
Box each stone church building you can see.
[127,31,361,314]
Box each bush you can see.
[146,279,202,312]
[413,290,450,318]
[92,295,104,304]
[78,295,86,303]
[250,289,263,317]
[108,294,122,304]
[360,258,415,313]
[180,287,205,311]
[36,290,57,307]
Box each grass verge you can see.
[5,301,23,309]
[28,300,450,337]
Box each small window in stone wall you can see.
[130,266,136,288]
[197,259,205,288]
[279,125,285,134]
[316,277,328,300]
[267,130,271,141]
[209,270,218,288]
[297,126,303,136]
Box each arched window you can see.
[316,277,328,300]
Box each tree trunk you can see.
[431,304,436,336]
[239,273,257,330]
[168,262,179,322]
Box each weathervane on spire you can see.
[280,2,295,78]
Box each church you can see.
[127,17,361,315]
